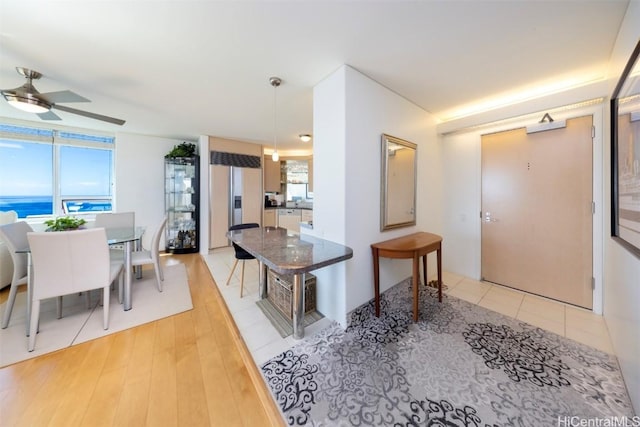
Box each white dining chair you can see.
[0,210,18,288]
[94,211,135,228]
[95,211,136,256]
[95,211,137,290]
[129,216,168,295]
[0,221,32,331]
[26,228,123,352]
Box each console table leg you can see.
[372,247,380,317]
[422,255,427,287]
[437,247,442,302]
[413,254,419,321]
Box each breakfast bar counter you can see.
[227,226,353,339]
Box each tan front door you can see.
[481,115,593,309]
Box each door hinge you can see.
[592,125,596,139]
[592,201,596,214]
[480,210,483,219]
[591,277,595,290]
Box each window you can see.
[0,122,115,219]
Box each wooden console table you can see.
[371,232,442,321]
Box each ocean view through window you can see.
[0,122,115,219]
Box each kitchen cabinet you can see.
[264,155,281,192]
[165,156,199,253]
[301,209,313,223]
[264,209,277,227]
[278,208,302,233]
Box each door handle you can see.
[483,212,499,222]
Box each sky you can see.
[0,140,112,197]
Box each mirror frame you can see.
[380,133,417,231]
[611,39,640,259]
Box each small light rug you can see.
[256,298,324,338]
[0,263,193,367]
[260,278,635,426]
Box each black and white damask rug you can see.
[261,279,635,426]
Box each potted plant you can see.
[165,142,197,158]
[44,216,86,231]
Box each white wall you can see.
[198,135,209,254]
[309,66,348,325]
[115,132,181,249]
[603,1,640,412]
[441,131,481,279]
[311,65,439,326]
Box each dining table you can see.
[17,225,146,328]
[104,226,146,311]
[227,226,353,339]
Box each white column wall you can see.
[115,132,181,249]
[441,132,481,280]
[198,135,210,254]
[311,65,439,327]
[308,66,348,325]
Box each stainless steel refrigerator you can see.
[231,166,243,227]
[209,151,262,249]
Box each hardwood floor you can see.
[0,253,284,427]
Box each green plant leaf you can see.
[44,216,86,231]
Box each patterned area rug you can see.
[261,278,634,426]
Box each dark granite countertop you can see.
[227,226,352,274]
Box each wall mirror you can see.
[381,134,417,231]
[611,39,640,259]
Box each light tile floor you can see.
[202,249,615,368]
[202,247,334,366]
[443,271,614,354]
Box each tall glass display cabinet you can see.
[165,155,199,253]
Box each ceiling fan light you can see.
[4,94,50,113]
[299,134,312,142]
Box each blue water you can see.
[0,196,53,218]
[0,196,112,218]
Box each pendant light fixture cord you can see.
[270,77,282,162]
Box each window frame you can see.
[0,118,116,221]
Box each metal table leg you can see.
[259,261,268,300]
[123,240,133,310]
[292,272,306,340]
[135,237,143,279]
[26,253,32,336]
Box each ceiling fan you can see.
[1,67,125,126]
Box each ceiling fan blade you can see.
[52,104,126,126]
[37,110,62,120]
[39,90,90,104]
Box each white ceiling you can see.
[0,1,630,151]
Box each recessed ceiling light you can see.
[299,134,312,142]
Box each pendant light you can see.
[270,77,282,162]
